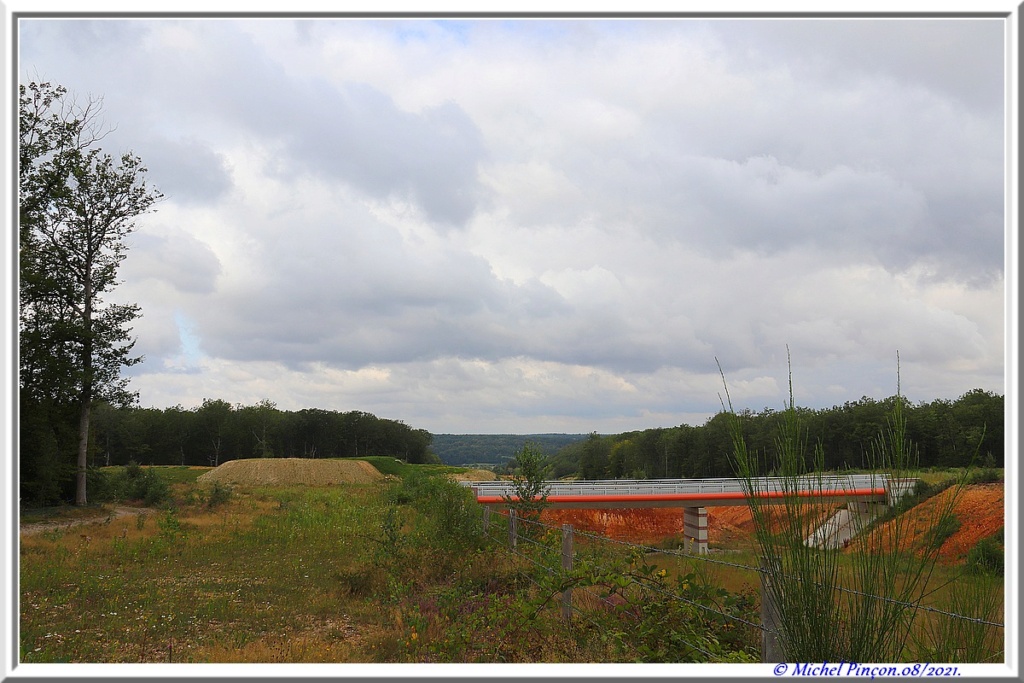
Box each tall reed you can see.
[719,350,967,662]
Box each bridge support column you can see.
[683,506,708,554]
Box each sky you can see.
[11,10,1013,435]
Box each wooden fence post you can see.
[760,558,784,662]
[561,524,574,622]
[482,505,491,531]
[508,508,518,549]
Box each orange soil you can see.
[540,483,1004,563]
[541,508,687,545]
[857,483,1004,563]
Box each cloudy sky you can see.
[13,12,1011,434]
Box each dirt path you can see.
[20,506,157,537]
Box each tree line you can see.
[21,398,436,505]
[548,389,1003,481]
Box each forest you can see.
[19,387,1002,506]
[19,399,435,505]
[545,389,1004,480]
[430,433,588,465]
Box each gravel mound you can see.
[196,458,384,487]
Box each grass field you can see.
[18,462,1004,664]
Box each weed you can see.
[912,573,1003,662]
[157,509,183,541]
[923,514,961,551]
[206,481,233,509]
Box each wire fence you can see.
[478,504,1004,663]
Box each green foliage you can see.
[204,481,233,509]
[546,387,1003,481]
[81,403,436,468]
[94,461,171,506]
[913,574,1003,662]
[966,531,1004,576]
[19,81,163,505]
[504,443,551,523]
[923,514,961,551]
[373,472,489,591]
[157,508,184,541]
[485,533,759,663]
[966,468,1002,485]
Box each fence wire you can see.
[485,508,761,662]
[484,504,1005,631]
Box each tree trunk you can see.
[75,398,90,505]
[76,268,94,506]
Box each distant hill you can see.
[430,433,589,466]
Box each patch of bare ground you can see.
[20,505,157,537]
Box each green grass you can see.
[19,461,1001,664]
[99,464,210,485]
[357,456,478,480]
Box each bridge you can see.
[461,474,914,552]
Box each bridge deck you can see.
[462,475,893,509]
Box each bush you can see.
[966,532,1004,576]
[404,473,487,557]
[967,468,1002,485]
[99,461,171,506]
[205,481,233,508]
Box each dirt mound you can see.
[196,458,383,487]
[448,469,498,482]
[862,483,1004,563]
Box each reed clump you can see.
[719,350,976,662]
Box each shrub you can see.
[97,461,171,506]
[966,532,1004,576]
[503,443,551,527]
[206,481,233,508]
[967,468,1001,485]
[401,473,487,562]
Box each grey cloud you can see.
[276,83,486,227]
[716,19,1005,113]
[22,20,486,227]
[135,137,233,206]
[16,17,1004,430]
[124,229,222,294]
[177,27,486,226]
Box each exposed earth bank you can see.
[541,483,1004,563]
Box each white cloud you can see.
[16,15,1008,433]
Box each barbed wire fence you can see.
[477,504,1004,663]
